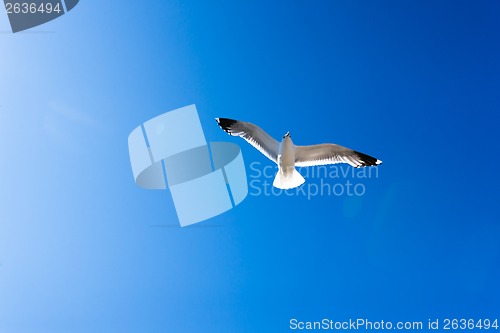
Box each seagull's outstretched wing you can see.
[295,144,382,168]
[216,118,279,163]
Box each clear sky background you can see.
[0,1,499,332]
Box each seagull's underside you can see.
[216,117,382,189]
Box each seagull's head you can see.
[283,131,291,139]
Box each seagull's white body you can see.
[274,134,305,189]
[216,118,382,189]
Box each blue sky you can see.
[0,1,499,332]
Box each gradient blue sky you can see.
[0,1,499,332]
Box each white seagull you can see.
[216,118,382,189]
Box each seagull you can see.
[215,118,382,189]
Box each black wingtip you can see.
[215,117,237,133]
[354,151,382,167]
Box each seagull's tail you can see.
[273,168,305,190]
